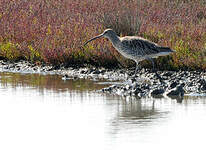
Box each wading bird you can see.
[84,29,175,76]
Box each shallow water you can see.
[0,72,206,150]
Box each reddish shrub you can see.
[0,0,206,69]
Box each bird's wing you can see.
[121,37,173,56]
[121,37,160,56]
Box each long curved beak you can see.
[84,34,104,46]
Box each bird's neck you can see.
[108,34,121,47]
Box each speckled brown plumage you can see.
[84,29,175,76]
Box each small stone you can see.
[4,66,9,69]
[16,67,20,71]
[141,83,150,90]
[133,87,142,95]
[125,84,130,90]
[47,67,53,71]
[92,70,100,74]
[62,74,69,80]
[9,64,15,69]
[137,92,143,98]
[73,76,78,80]
[162,71,174,77]
[199,80,206,92]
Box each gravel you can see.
[1,60,206,99]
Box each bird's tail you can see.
[158,46,176,53]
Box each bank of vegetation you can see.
[0,0,206,70]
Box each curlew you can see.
[84,29,175,76]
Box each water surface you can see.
[0,72,206,150]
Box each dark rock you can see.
[63,74,69,78]
[47,67,54,71]
[151,88,165,96]
[125,84,131,90]
[73,76,78,80]
[87,68,96,74]
[133,87,142,95]
[0,61,6,65]
[187,81,194,87]
[100,69,106,74]
[92,70,101,74]
[3,66,8,69]
[9,64,15,69]
[102,85,116,93]
[137,92,145,98]
[162,71,174,77]
[170,81,178,89]
[53,65,60,70]
[166,84,185,98]
[198,79,206,92]
[140,83,150,90]
[119,70,125,74]
[16,67,20,71]
[80,70,86,74]
[197,78,206,84]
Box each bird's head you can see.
[101,29,116,38]
[84,29,116,46]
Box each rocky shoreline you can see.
[1,60,206,99]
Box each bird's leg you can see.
[151,58,155,71]
[134,61,139,77]
[147,58,162,81]
[147,58,155,72]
